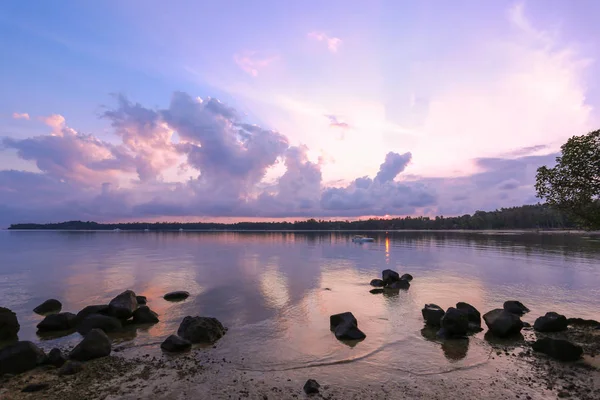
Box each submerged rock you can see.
[483,309,524,337]
[370,279,385,287]
[164,291,190,301]
[456,302,482,331]
[177,316,226,344]
[330,312,358,330]
[303,379,320,394]
[47,348,67,367]
[76,314,122,335]
[385,279,410,290]
[161,335,192,352]
[33,299,62,315]
[37,312,77,332]
[69,328,111,361]
[532,337,583,362]
[21,383,50,393]
[369,288,384,294]
[422,304,445,327]
[566,318,600,328]
[439,307,469,338]
[382,269,400,284]
[108,290,138,319]
[58,360,84,376]
[503,300,530,315]
[534,312,568,332]
[135,296,147,305]
[132,306,159,324]
[330,312,366,341]
[0,341,46,375]
[0,307,20,340]
[400,273,413,282]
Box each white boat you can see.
[179,228,184,232]
[113,228,121,232]
[352,235,374,243]
[144,228,150,232]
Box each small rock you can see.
[177,316,226,344]
[483,309,524,337]
[503,300,530,315]
[58,361,84,376]
[47,348,67,367]
[370,279,385,287]
[76,314,122,335]
[422,304,445,327]
[132,306,159,324]
[303,379,320,394]
[532,337,583,362]
[399,273,413,282]
[0,307,20,340]
[439,307,469,337]
[164,291,190,301]
[33,299,62,315]
[21,383,49,393]
[330,312,357,330]
[0,341,46,375]
[382,269,400,284]
[135,296,147,305]
[330,312,366,341]
[369,288,384,294]
[385,279,410,290]
[534,312,568,332]
[161,335,192,352]
[37,312,77,332]
[69,328,111,361]
[108,290,138,319]
[566,318,600,328]
[456,302,482,331]
[75,305,110,323]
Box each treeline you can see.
[8,204,579,231]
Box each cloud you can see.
[374,152,412,183]
[308,31,342,53]
[12,112,30,120]
[233,51,278,76]
[324,115,350,129]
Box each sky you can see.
[0,0,599,226]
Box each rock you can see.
[369,288,384,294]
[76,314,122,335]
[33,299,62,315]
[566,318,600,328]
[385,279,410,290]
[177,316,226,344]
[163,291,190,301]
[399,273,413,282]
[36,312,77,332]
[160,335,192,352]
[503,300,530,315]
[75,305,110,323]
[303,379,320,394]
[0,341,46,375]
[382,269,400,284]
[132,306,159,324]
[534,312,568,332]
[456,302,482,331]
[108,290,138,319]
[330,312,366,341]
[22,383,49,393]
[0,307,20,340]
[532,337,583,362]
[370,279,384,287]
[483,309,524,337]
[422,304,445,326]
[47,348,67,367]
[439,307,469,337]
[136,296,147,305]
[330,312,358,330]
[69,328,111,361]
[58,360,84,376]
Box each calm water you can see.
[1,231,599,378]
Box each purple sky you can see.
[1,1,599,226]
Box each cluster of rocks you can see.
[422,302,483,338]
[369,269,413,294]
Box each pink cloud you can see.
[12,112,30,120]
[325,115,350,129]
[233,51,278,77]
[308,31,342,53]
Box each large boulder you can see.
[400,273,413,282]
[422,304,445,327]
[503,300,529,315]
[132,306,159,324]
[177,316,226,344]
[33,299,62,315]
[534,312,568,332]
[0,307,20,340]
[75,305,110,323]
[164,291,190,301]
[0,341,46,375]
[483,309,524,337]
[382,269,400,284]
[47,348,67,367]
[532,337,583,362]
[108,290,138,319]
[69,328,111,361]
[330,312,366,341]
[370,279,384,287]
[36,312,77,332]
[439,307,469,337]
[161,335,192,352]
[456,302,482,331]
[385,279,410,290]
[76,314,122,335]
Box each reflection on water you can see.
[1,231,599,378]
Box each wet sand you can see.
[1,325,599,400]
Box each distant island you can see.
[8,204,579,231]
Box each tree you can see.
[535,130,600,229]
